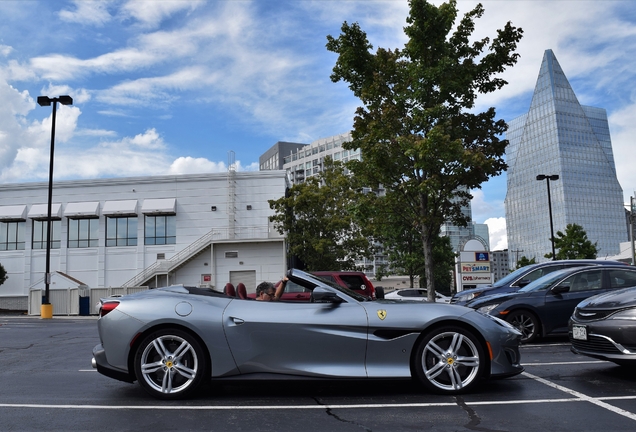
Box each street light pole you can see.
[631,194,635,266]
[37,95,73,319]
[536,174,559,260]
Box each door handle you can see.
[231,317,245,325]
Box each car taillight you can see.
[99,301,120,317]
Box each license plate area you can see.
[572,324,587,340]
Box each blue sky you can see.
[1,1,635,251]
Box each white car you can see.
[384,288,451,303]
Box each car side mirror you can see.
[312,287,344,303]
[552,284,570,294]
[517,279,531,288]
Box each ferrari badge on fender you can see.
[377,310,387,320]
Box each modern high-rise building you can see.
[505,49,626,263]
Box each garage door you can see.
[229,270,257,294]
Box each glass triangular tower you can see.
[505,49,625,263]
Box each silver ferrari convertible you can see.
[92,269,523,399]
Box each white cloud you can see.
[0,45,13,57]
[120,0,204,29]
[59,0,113,26]
[471,189,505,222]
[484,217,507,251]
[609,102,636,203]
[169,157,227,175]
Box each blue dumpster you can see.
[79,297,90,316]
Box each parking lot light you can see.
[536,174,559,260]
[37,95,73,319]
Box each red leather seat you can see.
[237,283,248,299]
[223,283,236,297]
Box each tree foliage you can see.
[544,223,599,260]
[327,0,523,300]
[363,191,455,292]
[0,262,7,286]
[268,158,374,271]
[515,256,536,269]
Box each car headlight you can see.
[457,293,475,302]
[481,313,519,331]
[609,308,636,320]
[477,303,499,314]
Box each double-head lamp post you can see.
[37,95,73,318]
[536,174,559,261]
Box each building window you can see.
[0,221,25,250]
[32,220,61,249]
[68,218,99,248]
[106,217,138,247]
[145,215,176,245]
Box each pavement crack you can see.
[455,395,507,432]
[312,397,372,432]
[0,344,34,350]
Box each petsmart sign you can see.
[461,262,491,273]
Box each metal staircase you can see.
[122,229,220,287]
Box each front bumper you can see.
[92,343,135,383]
[569,318,636,364]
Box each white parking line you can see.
[8,368,632,419]
[0,401,580,410]
[522,371,636,422]
[2,396,636,411]
[523,361,604,366]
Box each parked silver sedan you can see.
[384,288,452,303]
[92,269,523,399]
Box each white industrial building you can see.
[0,168,288,311]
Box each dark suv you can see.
[451,259,629,306]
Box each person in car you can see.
[256,277,287,301]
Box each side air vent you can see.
[225,251,238,259]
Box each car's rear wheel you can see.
[505,310,539,343]
[134,328,206,399]
[414,326,485,394]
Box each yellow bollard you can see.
[41,303,53,319]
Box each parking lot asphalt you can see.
[1,315,635,431]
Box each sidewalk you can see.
[0,309,97,319]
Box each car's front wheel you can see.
[505,310,539,343]
[134,328,207,399]
[414,326,485,394]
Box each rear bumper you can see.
[92,344,135,383]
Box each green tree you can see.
[326,0,522,301]
[516,256,536,269]
[544,223,599,260]
[0,262,7,286]
[364,191,455,292]
[268,157,374,271]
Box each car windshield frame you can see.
[291,270,369,302]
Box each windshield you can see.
[517,268,573,293]
[490,265,539,288]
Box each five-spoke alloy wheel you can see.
[415,326,485,394]
[134,329,207,399]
